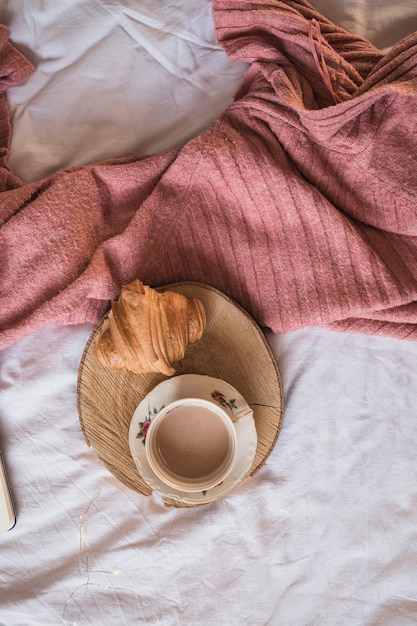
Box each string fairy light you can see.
[62,490,146,625]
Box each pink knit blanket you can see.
[1,0,417,348]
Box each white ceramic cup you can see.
[145,397,242,492]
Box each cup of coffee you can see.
[145,398,240,492]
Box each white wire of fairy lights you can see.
[62,490,148,625]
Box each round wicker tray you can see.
[77,282,284,507]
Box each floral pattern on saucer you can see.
[211,390,238,414]
[136,405,164,445]
[128,374,257,505]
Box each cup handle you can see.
[230,407,253,423]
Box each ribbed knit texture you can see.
[1,0,417,347]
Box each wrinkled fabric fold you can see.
[0,26,33,189]
[0,0,417,348]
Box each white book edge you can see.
[0,453,16,532]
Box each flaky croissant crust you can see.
[93,280,206,376]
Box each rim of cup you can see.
[145,397,239,492]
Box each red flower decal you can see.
[211,390,238,413]
[136,405,164,445]
[139,420,151,439]
[211,390,224,403]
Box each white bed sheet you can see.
[1,1,417,625]
[0,0,246,184]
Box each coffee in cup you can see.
[145,398,239,492]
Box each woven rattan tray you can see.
[77,282,284,507]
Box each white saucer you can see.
[128,374,257,505]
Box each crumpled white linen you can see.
[1,325,417,625]
[1,0,417,624]
[0,0,246,183]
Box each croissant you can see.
[93,279,206,376]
